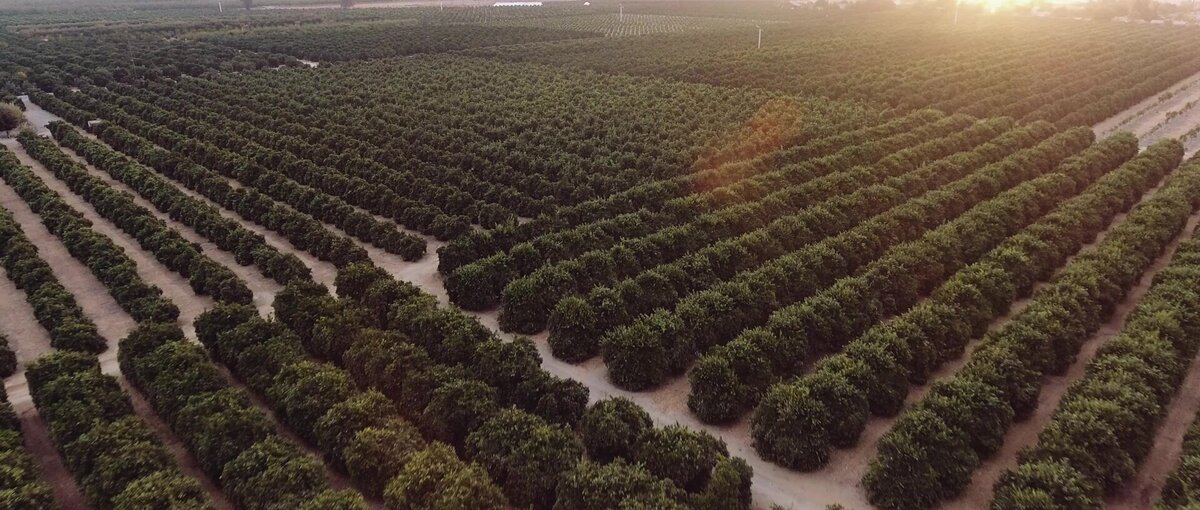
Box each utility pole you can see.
[756,25,762,48]
[620,4,624,22]
[954,0,960,25]
[218,0,223,12]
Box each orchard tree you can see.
[991,460,1100,509]
[420,379,498,447]
[111,471,210,510]
[554,460,686,510]
[466,409,583,509]
[751,383,831,471]
[221,437,328,510]
[384,443,505,510]
[0,104,22,137]
[580,397,651,462]
[174,389,273,479]
[314,390,402,467]
[345,424,425,497]
[634,425,726,492]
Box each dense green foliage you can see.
[18,131,253,303]
[119,321,373,509]
[0,387,55,509]
[26,352,212,509]
[864,158,1200,510]
[3,7,1200,510]
[994,175,1200,506]
[0,144,178,322]
[744,134,1161,462]
[49,121,311,285]
[469,12,1200,128]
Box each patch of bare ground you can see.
[1108,352,1200,509]
[0,268,87,510]
[1093,70,1200,141]
[943,197,1200,509]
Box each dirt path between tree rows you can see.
[55,140,282,316]
[1109,351,1200,509]
[1092,71,1200,158]
[944,202,1200,509]
[17,95,341,292]
[2,138,215,340]
[0,138,371,508]
[0,267,88,510]
[0,138,233,509]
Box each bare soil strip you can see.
[1093,69,1200,141]
[1108,352,1200,509]
[0,268,88,510]
[943,205,1200,509]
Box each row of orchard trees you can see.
[750,135,1167,471]
[199,23,599,61]
[17,131,254,304]
[66,85,429,258]
[436,109,928,274]
[251,261,757,509]
[50,122,312,286]
[461,113,980,323]
[0,145,178,323]
[0,204,105,353]
[130,80,480,238]
[191,54,829,219]
[992,161,1200,506]
[31,91,371,269]
[594,126,1090,390]
[465,14,1200,129]
[0,145,220,508]
[865,153,1200,510]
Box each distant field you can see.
[479,13,762,36]
[193,19,599,60]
